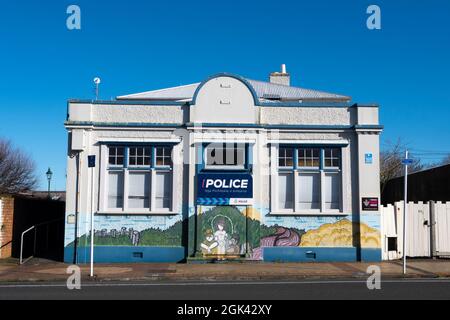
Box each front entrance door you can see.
[198,205,248,259]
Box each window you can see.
[324,148,340,168]
[297,173,320,210]
[278,173,294,209]
[274,146,342,214]
[108,171,124,208]
[128,172,150,208]
[278,148,294,168]
[324,173,340,210]
[298,148,320,168]
[205,143,246,169]
[104,145,174,213]
[156,147,172,167]
[155,172,172,210]
[129,147,151,166]
[109,147,124,166]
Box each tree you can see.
[380,139,423,194]
[0,138,37,195]
[440,154,450,166]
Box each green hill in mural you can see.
[68,206,261,250]
[69,220,184,247]
[139,222,183,246]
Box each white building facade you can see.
[64,68,383,263]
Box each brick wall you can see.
[0,197,14,259]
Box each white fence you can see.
[381,201,450,260]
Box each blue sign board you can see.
[402,159,414,165]
[197,173,253,205]
[88,155,96,168]
[365,153,373,164]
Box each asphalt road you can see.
[0,279,449,300]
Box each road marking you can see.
[1,278,450,288]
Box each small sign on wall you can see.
[362,197,379,211]
[88,155,96,168]
[365,153,373,164]
[67,214,76,224]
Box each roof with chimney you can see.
[117,66,351,103]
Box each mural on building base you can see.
[65,205,381,261]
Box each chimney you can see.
[269,64,290,86]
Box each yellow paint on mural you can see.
[299,219,381,248]
[241,207,261,221]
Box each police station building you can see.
[64,66,383,264]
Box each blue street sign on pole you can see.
[402,159,413,165]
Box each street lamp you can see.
[46,168,53,198]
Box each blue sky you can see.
[0,0,449,190]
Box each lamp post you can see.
[46,168,53,198]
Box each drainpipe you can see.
[73,151,82,264]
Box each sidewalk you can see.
[1,258,450,283]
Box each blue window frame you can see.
[108,146,125,166]
[276,146,342,214]
[155,146,173,168]
[105,144,174,212]
[128,147,151,166]
[278,146,341,172]
[107,145,173,171]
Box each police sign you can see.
[197,173,253,205]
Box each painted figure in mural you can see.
[201,229,218,254]
[131,230,140,246]
[226,233,241,255]
[214,219,229,255]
